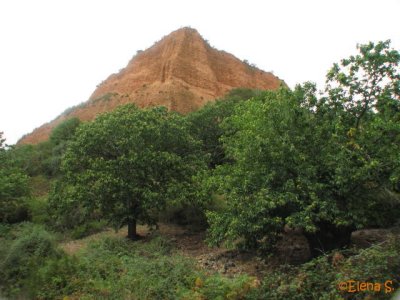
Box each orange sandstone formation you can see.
[19,27,283,144]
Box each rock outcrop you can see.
[19,27,283,144]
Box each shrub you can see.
[256,235,400,299]
[336,235,400,299]
[27,195,51,225]
[27,255,79,299]
[19,235,257,299]
[0,167,30,223]
[195,274,255,300]
[70,219,108,239]
[160,202,208,230]
[0,224,60,296]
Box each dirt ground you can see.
[60,223,271,278]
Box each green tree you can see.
[206,41,400,256]
[325,40,400,193]
[206,87,324,252]
[9,117,82,178]
[0,132,30,223]
[49,117,81,146]
[326,40,400,128]
[49,105,204,239]
[43,117,81,177]
[0,132,5,149]
[8,144,41,176]
[187,88,260,168]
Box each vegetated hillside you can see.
[19,27,284,144]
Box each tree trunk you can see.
[127,219,139,240]
[304,222,354,257]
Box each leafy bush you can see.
[336,235,400,299]
[4,234,256,299]
[0,223,11,238]
[49,117,81,146]
[5,229,397,299]
[256,235,400,300]
[206,41,400,255]
[7,118,81,179]
[27,255,79,299]
[70,219,108,239]
[0,224,61,296]
[69,236,193,299]
[160,201,208,229]
[29,175,52,196]
[0,134,31,223]
[69,236,257,299]
[186,88,260,169]
[27,195,51,225]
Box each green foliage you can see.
[47,181,104,238]
[206,87,322,250]
[7,118,81,178]
[206,41,400,254]
[325,40,400,196]
[43,117,82,177]
[49,104,206,238]
[70,219,108,239]
[336,236,400,299]
[5,234,255,299]
[160,201,209,230]
[191,274,255,300]
[9,141,55,177]
[0,223,61,296]
[49,117,81,146]
[2,41,399,299]
[257,235,400,299]
[0,132,31,223]
[258,255,338,299]
[0,132,5,149]
[26,195,50,224]
[7,144,42,176]
[187,88,260,168]
[326,40,400,128]
[27,255,79,299]
[76,237,194,299]
[0,167,30,223]
[1,226,398,299]
[226,88,262,102]
[34,141,55,176]
[29,175,52,196]
[0,223,11,237]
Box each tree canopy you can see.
[0,132,30,223]
[49,105,205,239]
[187,88,261,168]
[206,41,400,255]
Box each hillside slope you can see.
[19,27,283,144]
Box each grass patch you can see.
[0,226,255,299]
[1,223,398,299]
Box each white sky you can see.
[0,0,399,145]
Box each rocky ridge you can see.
[19,27,283,144]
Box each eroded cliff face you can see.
[19,27,283,144]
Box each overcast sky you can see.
[0,0,399,144]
